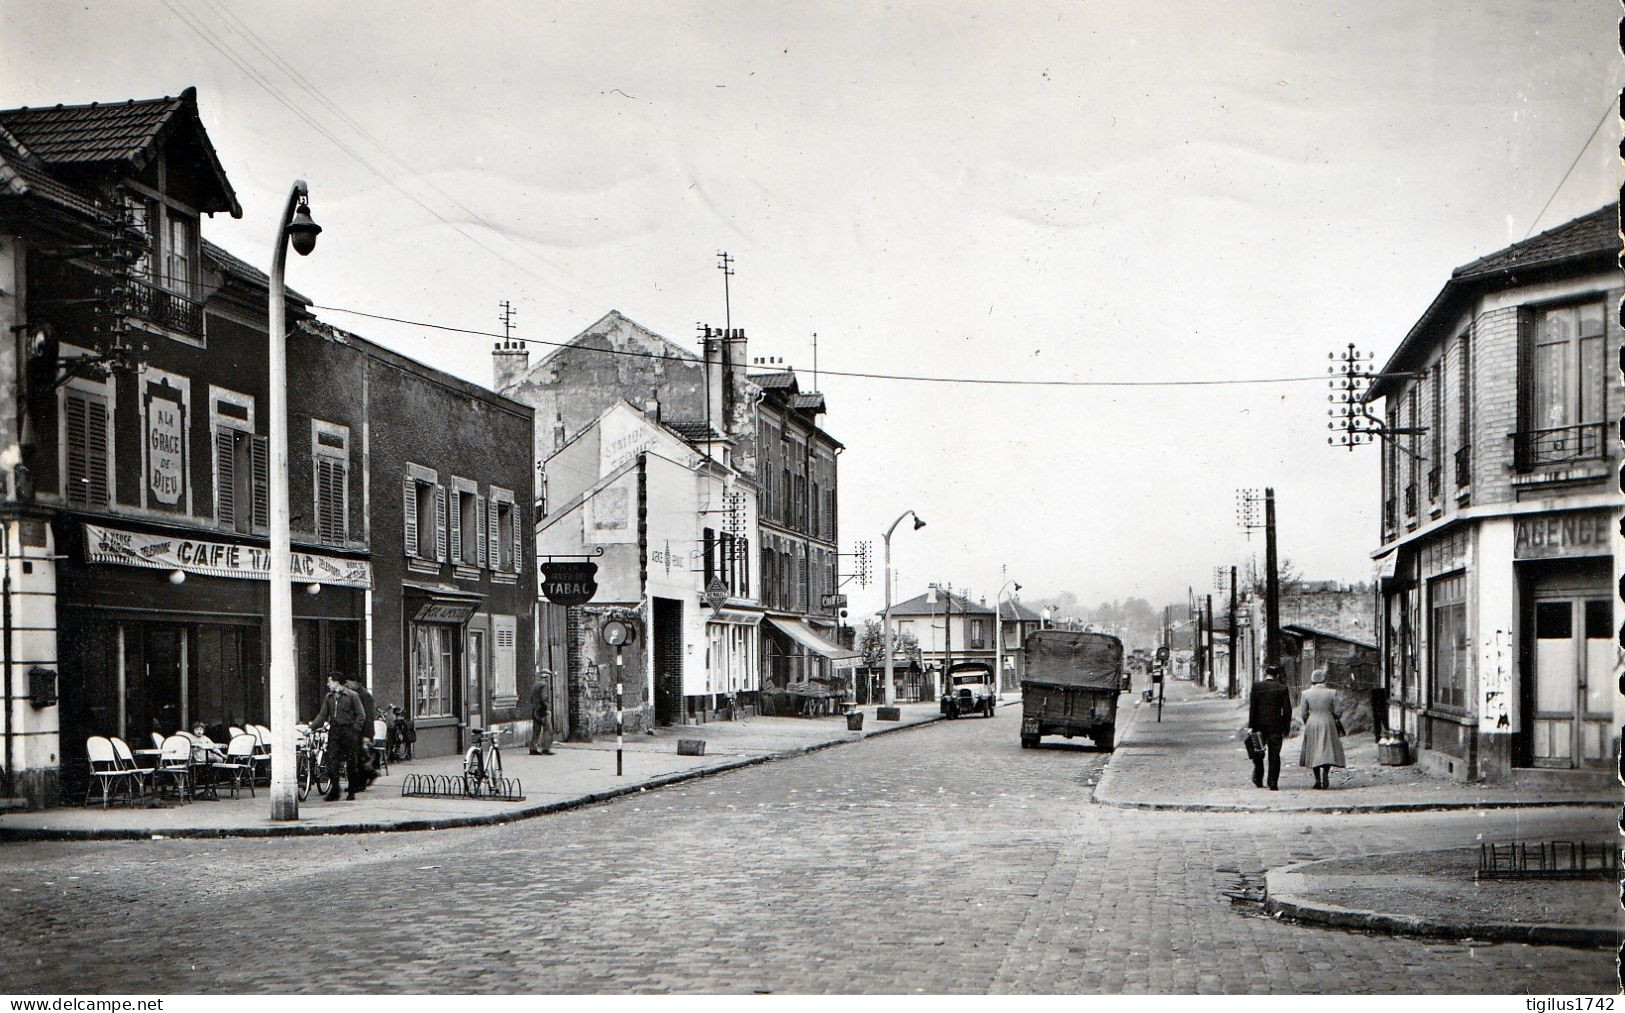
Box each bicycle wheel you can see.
[297,751,312,801]
[314,752,335,798]
[486,746,502,791]
[464,746,484,794]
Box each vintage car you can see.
[940,662,997,718]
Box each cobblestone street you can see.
[0,708,1612,994]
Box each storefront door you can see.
[466,628,486,735]
[1530,596,1613,768]
[126,624,185,743]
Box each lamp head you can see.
[911,516,926,530]
[1013,582,1022,592]
[287,197,322,256]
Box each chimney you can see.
[703,326,725,438]
[723,326,748,431]
[643,387,661,423]
[492,338,530,392]
[552,412,566,452]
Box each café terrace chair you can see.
[210,733,258,799]
[369,719,390,777]
[84,736,137,808]
[153,734,193,803]
[245,725,273,785]
[110,736,157,801]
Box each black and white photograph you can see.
[0,0,1619,999]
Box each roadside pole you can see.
[1204,594,1215,691]
[1227,566,1238,699]
[615,678,623,777]
[1264,487,1282,667]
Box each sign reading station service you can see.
[541,560,599,605]
[84,523,372,588]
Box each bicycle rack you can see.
[400,773,525,802]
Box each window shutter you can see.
[449,490,462,564]
[487,497,501,569]
[477,494,487,568]
[214,427,236,525]
[1514,307,1533,470]
[317,459,346,544]
[250,436,269,528]
[64,393,89,507]
[84,397,110,507]
[434,484,448,562]
[703,528,715,585]
[333,462,347,542]
[403,477,418,557]
[511,502,522,574]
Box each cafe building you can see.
[1367,202,1621,785]
[0,88,533,806]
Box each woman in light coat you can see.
[1298,668,1346,788]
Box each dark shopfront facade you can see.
[54,518,368,799]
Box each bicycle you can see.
[463,727,503,796]
[297,725,333,801]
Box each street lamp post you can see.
[994,579,1020,700]
[269,181,321,821]
[881,510,925,709]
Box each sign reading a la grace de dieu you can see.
[1513,509,1612,560]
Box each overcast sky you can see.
[5,1,1618,619]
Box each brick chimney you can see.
[552,412,566,452]
[492,338,529,392]
[643,387,661,423]
[702,326,725,437]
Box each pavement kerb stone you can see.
[1263,861,1615,949]
[0,709,949,843]
[1091,696,1616,816]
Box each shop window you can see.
[1429,572,1467,709]
[312,423,348,545]
[63,388,112,509]
[412,623,455,718]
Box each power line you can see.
[1522,91,1618,240]
[312,302,1324,388]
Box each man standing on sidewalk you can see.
[528,671,554,756]
[311,673,366,801]
[1247,664,1293,790]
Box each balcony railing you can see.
[1426,466,1441,501]
[1403,482,1418,518]
[127,277,204,339]
[1454,445,1471,487]
[1514,423,1607,469]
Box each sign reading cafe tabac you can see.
[84,523,372,588]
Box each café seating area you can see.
[82,724,280,807]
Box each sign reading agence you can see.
[1513,510,1612,560]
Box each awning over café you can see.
[764,616,862,671]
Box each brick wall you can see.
[1280,584,1375,643]
[566,604,653,739]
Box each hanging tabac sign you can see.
[541,560,599,605]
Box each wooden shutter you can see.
[1514,307,1533,470]
[317,459,346,544]
[487,497,501,569]
[250,436,269,528]
[493,615,517,698]
[215,427,236,525]
[84,397,110,507]
[434,484,447,561]
[703,528,715,585]
[476,494,487,568]
[448,489,462,564]
[403,477,418,557]
[64,393,89,507]
[511,501,522,574]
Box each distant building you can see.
[884,590,1044,696]
[1366,202,1620,783]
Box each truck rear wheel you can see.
[1094,725,1115,751]
[1020,733,1039,749]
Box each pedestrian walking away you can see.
[310,673,367,800]
[1246,664,1293,790]
[528,672,554,755]
[346,676,379,788]
[1298,667,1347,788]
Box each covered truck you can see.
[1020,629,1123,750]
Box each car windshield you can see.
[952,674,986,686]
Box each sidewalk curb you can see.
[1091,699,1615,815]
[1264,862,1615,949]
[0,711,947,843]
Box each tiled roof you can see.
[888,590,996,616]
[0,124,96,216]
[0,87,240,217]
[664,419,723,441]
[1452,202,1617,280]
[998,599,1044,622]
[792,392,826,412]
[1370,202,1618,400]
[201,239,311,304]
[752,370,797,390]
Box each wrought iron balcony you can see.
[1426,466,1441,501]
[126,277,204,339]
[1514,423,1607,469]
[1403,482,1418,518]
[1454,445,1471,487]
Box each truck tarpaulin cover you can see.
[1022,631,1123,690]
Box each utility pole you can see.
[1227,566,1238,699]
[1264,487,1281,667]
[1205,594,1215,691]
[716,251,735,333]
[499,299,517,340]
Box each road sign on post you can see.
[704,576,729,616]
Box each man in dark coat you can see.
[527,672,554,756]
[1247,664,1293,790]
[346,677,379,788]
[311,673,366,800]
